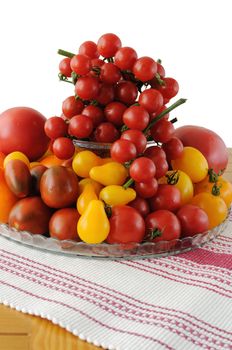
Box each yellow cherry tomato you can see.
[72,150,101,178]
[78,178,103,196]
[171,147,208,183]
[3,151,30,168]
[99,185,136,206]
[77,184,98,215]
[90,162,128,186]
[194,176,232,208]
[77,200,110,244]
[159,170,194,205]
[190,192,227,229]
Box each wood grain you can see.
[1,149,232,350]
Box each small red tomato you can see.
[129,197,150,218]
[75,76,100,100]
[104,102,127,127]
[44,117,68,139]
[82,105,105,128]
[162,137,184,162]
[123,105,149,131]
[49,208,81,241]
[79,40,99,59]
[106,205,145,243]
[135,178,158,199]
[145,210,181,242]
[138,89,163,113]
[150,119,175,143]
[129,157,156,183]
[115,81,138,105]
[68,115,93,139]
[94,122,120,143]
[149,184,181,212]
[111,139,137,163]
[133,56,157,82]
[62,96,84,119]
[59,57,72,77]
[52,137,75,160]
[100,63,122,84]
[176,204,209,237]
[121,130,147,154]
[97,33,122,58]
[114,47,138,70]
[70,54,91,75]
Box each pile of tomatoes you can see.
[0,32,231,246]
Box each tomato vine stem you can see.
[57,49,75,58]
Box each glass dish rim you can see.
[0,208,230,259]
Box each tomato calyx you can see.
[155,73,165,86]
[145,227,163,241]
[211,182,222,196]
[58,73,73,84]
[165,170,179,185]
[208,168,224,183]
[104,203,112,218]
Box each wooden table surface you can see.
[1,149,232,350]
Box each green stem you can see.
[123,178,134,189]
[144,98,187,134]
[57,49,75,58]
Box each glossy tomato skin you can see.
[145,210,181,242]
[129,197,150,218]
[49,208,81,241]
[175,125,228,174]
[106,205,145,243]
[8,196,52,235]
[176,204,209,237]
[149,184,181,212]
[40,166,79,208]
[4,159,31,198]
[0,107,50,161]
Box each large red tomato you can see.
[0,107,50,161]
[175,125,228,173]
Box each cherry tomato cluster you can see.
[44,33,182,161]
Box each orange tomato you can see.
[0,168,18,223]
[40,154,64,168]
[190,192,227,229]
[194,176,232,208]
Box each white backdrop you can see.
[0,0,231,145]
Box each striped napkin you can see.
[0,216,232,350]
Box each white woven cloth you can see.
[1,219,232,350]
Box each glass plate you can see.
[0,212,230,259]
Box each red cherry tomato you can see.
[114,47,138,70]
[104,102,127,127]
[75,76,100,100]
[121,129,147,154]
[129,197,150,218]
[44,117,68,140]
[135,178,158,198]
[150,119,175,143]
[78,40,99,59]
[59,57,72,77]
[115,81,138,105]
[97,33,122,58]
[94,122,119,143]
[145,210,181,242]
[49,208,81,241]
[157,77,179,99]
[133,56,157,82]
[96,83,115,105]
[129,157,156,183]
[123,105,150,131]
[162,137,184,162]
[68,115,93,139]
[144,146,166,160]
[138,89,163,113]
[110,139,137,163]
[82,105,105,127]
[176,204,209,238]
[149,184,181,212]
[100,63,121,84]
[106,205,145,243]
[62,96,84,119]
[70,54,91,75]
[52,137,75,160]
